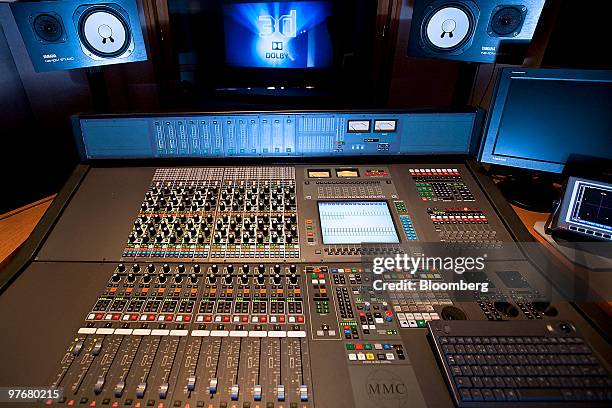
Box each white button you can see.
[374,343,383,350]
[210,330,229,337]
[78,327,96,334]
[268,331,286,338]
[191,330,210,337]
[408,320,417,328]
[114,328,132,335]
[151,329,169,336]
[399,320,410,328]
[170,329,188,336]
[375,318,383,324]
[316,330,324,337]
[328,330,336,336]
[386,353,395,360]
[133,329,151,336]
[248,331,267,337]
[288,316,296,323]
[287,331,306,338]
[348,353,357,361]
[87,314,96,320]
[96,328,114,335]
[230,330,248,337]
[357,353,366,361]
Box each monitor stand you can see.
[496,172,560,213]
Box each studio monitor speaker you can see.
[407,0,546,63]
[11,0,147,72]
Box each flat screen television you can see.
[223,1,334,69]
[167,0,376,101]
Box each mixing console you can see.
[2,161,610,408]
[124,168,299,260]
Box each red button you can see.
[318,274,325,279]
[184,315,191,322]
[204,315,212,322]
[95,313,104,320]
[165,315,173,321]
[279,316,285,323]
[241,316,249,322]
[223,316,230,322]
[297,316,304,323]
[260,316,267,323]
[147,314,156,321]
[130,314,138,321]
[112,314,120,320]
[355,343,364,350]
[359,312,366,317]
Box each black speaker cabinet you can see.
[11,0,147,72]
[407,0,546,63]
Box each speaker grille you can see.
[77,6,131,58]
[489,5,526,37]
[422,4,475,52]
[32,13,64,43]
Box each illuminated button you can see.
[366,353,375,360]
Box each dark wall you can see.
[387,0,461,108]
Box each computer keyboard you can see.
[428,320,612,407]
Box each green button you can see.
[364,344,373,350]
[416,320,426,328]
[311,273,317,278]
[346,344,355,350]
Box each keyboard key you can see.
[518,389,564,401]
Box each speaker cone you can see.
[422,4,475,51]
[32,13,64,43]
[78,6,131,58]
[489,6,525,36]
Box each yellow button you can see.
[366,353,375,360]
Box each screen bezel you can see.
[316,199,401,245]
[478,68,612,174]
[554,176,612,240]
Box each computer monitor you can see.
[479,68,612,174]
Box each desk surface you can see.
[0,195,55,268]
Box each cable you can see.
[478,63,497,107]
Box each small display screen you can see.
[570,183,612,231]
[223,1,333,69]
[318,201,399,244]
[495,270,531,289]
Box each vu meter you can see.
[374,119,398,132]
[347,120,371,133]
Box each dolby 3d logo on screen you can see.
[258,9,296,60]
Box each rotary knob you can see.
[178,264,186,273]
[189,273,198,284]
[240,274,249,285]
[193,264,201,273]
[147,264,155,273]
[273,273,281,285]
[256,273,265,285]
[117,263,126,272]
[132,264,141,273]
[158,274,167,284]
[127,273,136,283]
